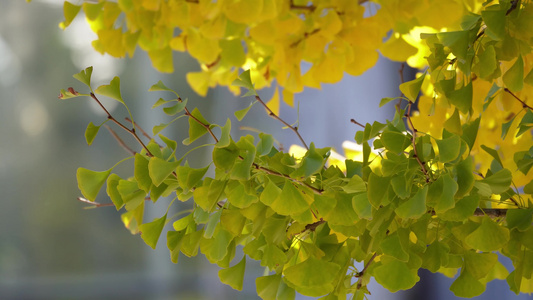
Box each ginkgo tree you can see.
[56,0,533,299]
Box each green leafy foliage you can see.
[58,0,533,299]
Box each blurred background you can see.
[0,1,531,299]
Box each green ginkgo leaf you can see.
[139,213,167,249]
[84,122,101,146]
[465,217,510,251]
[73,66,93,87]
[450,270,485,297]
[219,255,247,290]
[284,257,340,297]
[399,74,425,102]
[373,258,419,292]
[95,76,124,104]
[233,70,257,96]
[256,274,282,300]
[148,157,179,187]
[234,102,254,121]
[503,56,524,93]
[77,167,111,201]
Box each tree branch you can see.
[89,93,153,157]
[350,118,365,128]
[405,101,432,183]
[504,88,533,110]
[356,252,378,289]
[104,124,136,156]
[179,97,220,143]
[255,95,309,150]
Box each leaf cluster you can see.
[62,64,533,298]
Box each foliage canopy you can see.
[58,0,533,299]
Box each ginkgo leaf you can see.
[503,56,524,93]
[77,167,111,202]
[284,257,340,297]
[95,76,124,104]
[465,217,510,251]
[233,70,257,96]
[139,214,167,249]
[219,256,246,290]
[373,259,420,292]
[60,1,81,29]
[399,74,425,102]
[256,274,282,300]
[73,66,93,87]
[84,122,101,146]
[395,186,428,219]
[148,157,179,187]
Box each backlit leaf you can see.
[436,133,461,163]
[450,270,485,297]
[399,74,425,102]
[77,167,111,202]
[148,157,179,187]
[73,66,93,87]
[219,256,246,290]
[284,257,340,297]
[373,259,419,292]
[84,122,101,146]
[503,56,524,92]
[395,186,428,219]
[95,76,124,104]
[60,1,81,29]
[139,214,167,249]
[465,217,510,251]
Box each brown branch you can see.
[178,96,320,193]
[356,252,378,289]
[254,163,323,194]
[179,97,219,143]
[290,28,320,48]
[397,63,405,112]
[304,219,325,232]
[405,101,431,183]
[255,95,308,150]
[104,125,136,155]
[89,93,153,157]
[504,88,533,110]
[289,0,316,11]
[506,0,519,15]
[350,119,365,128]
[125,117,152,141]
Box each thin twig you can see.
[405,102,431,183]
[179,96,321,194]
[356,252,378,289]
[397,63,405,112]
[125,117,152,141]
[89,93,153,157]
[179,98,220,143]
[255,95,309,150]
[350,119,365,128]
[104,124,136,155]
[504,88,533,110]
[506,0,519,15]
